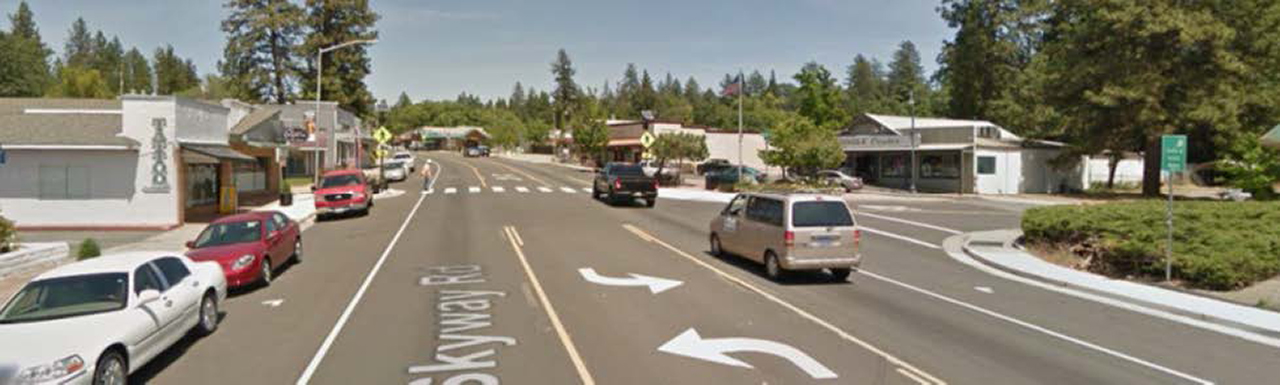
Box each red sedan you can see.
[185,211,302,288]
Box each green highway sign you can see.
[1161,135,1187,173]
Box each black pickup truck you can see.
[592,162,659,207]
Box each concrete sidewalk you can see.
[959,229,1280,338]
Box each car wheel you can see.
[710,234,723,256]
[259,258,273,287]
[195,292,219,336]
[93,350,127,385]
[645,199,656,208]
[292,238,303,263]
[764,251,786,281]
[592,185,600,200]
[829,268,852,282]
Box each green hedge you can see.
[1022,201,1280,290]
[0,215,14,253]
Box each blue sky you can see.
[3,0,953,103]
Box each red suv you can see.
[314,169,374,219]
[185,211,302,288]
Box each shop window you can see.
[978,156,997,175]
[38,165,90,199]
[881,154,907,177]
[187,164,219,207]
[235,159,267,192]
[920,153,960,179]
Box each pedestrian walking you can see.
[420,161,434,190]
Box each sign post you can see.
[1160,135,1187,282]
[374,126,393,185]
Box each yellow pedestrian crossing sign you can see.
[374,126,393,144]
[375,149,389,159]
[640,131,656,148]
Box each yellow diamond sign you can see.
[373,126,393,144]
[640,131,656,148]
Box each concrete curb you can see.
[960,231,1280,339]
[0,242,70,277]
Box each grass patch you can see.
[1022,201,1280,290]
[284,176,313,189]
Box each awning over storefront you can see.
[182,143,255,164]
[608,138,642,147]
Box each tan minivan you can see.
[709,192,861,281]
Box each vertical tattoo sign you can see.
[142,118,171,193]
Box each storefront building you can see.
[839,114,1068,194]
[0,96,255,229]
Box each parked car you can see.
[697,158,733,175]
[464,147,483,157]
[313,169,374,218]
[477,145,491,157]
[392,151,416,172]
[638,160,681,179]
[0,252,227,385]
[592,162,659,207]
[360,165,388,193]
[705,166,766,189]
[709,193,861,281]
[185,211,301,288]
[816,170,864,192]
[382,160,409,182]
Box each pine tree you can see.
[64,18,94,68]
[550,49,578,131]
[153,45,199,95]
[846,54,885,116]
[0,1,50,96]
[121,48,152,94]
[938,0,1042,120]
[92,35,124,95]
[636,70,657,114]
[298,0,380,116]
[746,70,767,96]
[886,41,928,114]
[221,0,305,103]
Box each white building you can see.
[839,114,1070,194]
[603,120,768,171]
[0,96,257,230]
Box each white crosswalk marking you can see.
[516,186,530,193]
[425,189,434,194]
[444,188,457,194]
[580,187,592,193]
[560,187,576,193]
[538,187,553,193]
[492,186,505,193]
[469,186,481,193]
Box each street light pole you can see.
[909,89,917,194]
[312,38,378,186]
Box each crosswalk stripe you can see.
[560,187,576,193]
[580,187,592,193]
[516,186,530,193]
[469,186,481,193]
[492,186,505,193]
[425,189,434,194]
[538,187,553,193]
[444,188,457,194]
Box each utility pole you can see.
[313,38,378,186]
[909,89,918,194]
[736,70,744,184]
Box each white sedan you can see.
[0,251,227,385]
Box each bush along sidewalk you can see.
[78,238,101,260]
[0,215,14,253]
[1022,201,1280,290]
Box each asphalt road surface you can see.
[141,151,1278,385]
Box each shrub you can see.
[1023,201,1280,290]
[78,238,102,260]
[280,179,292,194]
[0,216,14,253]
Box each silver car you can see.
[709,192,861,281]
[817,170,864,192]
[382,161,408,182]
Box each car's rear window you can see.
[610,165,645,176]
[791,201,854,227]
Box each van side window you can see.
[724,195,748,215]
[764,199,785,226]
[746,197,785,226]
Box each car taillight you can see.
[653,180,659,190]
[784,231,795,247]
[614,180,622,189]
[854,229,862,247]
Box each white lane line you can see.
[444,187,457,194]
[859,270,1214,385]
[974,286,993,294]
[296,192,430,384]
[538,187,554,193]
[503,226,595,384]
[560,186,577,193]
[860,226,941,249]
[623,224,945,385]
[580,187,592,193]
[859,212,963,235]
[897,368,930,385]
[516,186,530,193]
[424,189,433,194]
[492,186,506,193]
[468,186,481,193]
